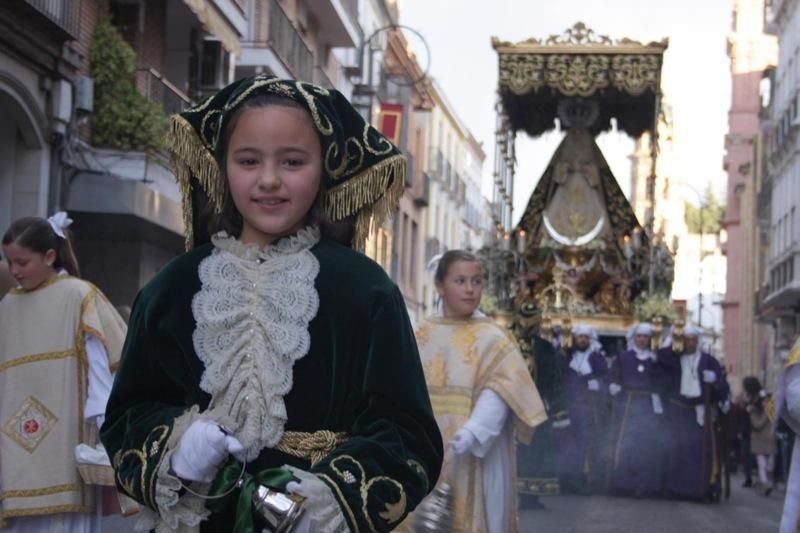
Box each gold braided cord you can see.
[275,430,348,467]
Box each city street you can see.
[520,476,784,532]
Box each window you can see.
[110,1,140,50]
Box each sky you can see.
[398,0,734,225]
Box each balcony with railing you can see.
[268,0,314,82]
[136,68,193,117]
[23,0,80,40]
[305,0,361,48]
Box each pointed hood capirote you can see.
[167,75,407,250]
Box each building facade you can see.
[759,0,800,380]
[721,0,776,389]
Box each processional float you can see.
[484,22,680,357]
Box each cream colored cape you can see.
[410,316,546,532]
[0,276,126,521]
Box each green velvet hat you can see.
[167,75,406,250]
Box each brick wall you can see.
[75,0,107,77]
[139,0,165,72]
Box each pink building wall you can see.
[723,0,776,384]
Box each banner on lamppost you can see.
[377,103,403,146]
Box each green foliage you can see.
[633,292,678,324]
[684,183,725,234]
[90,19,168,151]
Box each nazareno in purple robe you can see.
[658,348,730,501]
[608,350,667,494]
[555,349,608,492]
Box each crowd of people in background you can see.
[522,321,795,504]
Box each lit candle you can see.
[502,232,511,251]
[517,229,526,254]
[623,235,633,259]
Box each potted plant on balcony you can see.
[90,19,168,152]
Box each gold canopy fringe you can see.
[323,154,406,251]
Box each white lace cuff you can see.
[285,465,350,533]
[137,406,211,533]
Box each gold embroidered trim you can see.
[275,430,348,467]
[0,504,93,518]
[0,350,76,373]
[2,396,59,453]
[1,483,81,499]
[75,286,97,443]
[428,393,472,417]
[113,425,170,509]
[328,455,407,532]
[317,472,361,533]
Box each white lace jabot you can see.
[192,227,321,461]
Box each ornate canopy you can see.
[492,22,668,138]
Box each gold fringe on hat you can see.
[323,154,406,251]
[168,115,225,249]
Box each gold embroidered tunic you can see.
[0,276,125,521]
[410,317,546,532]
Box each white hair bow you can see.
[47,211,73,239]
[426,253,444,273]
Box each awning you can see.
[183,0,241,56]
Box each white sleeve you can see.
[463,389,510,458]
[84,334,114,429]
[786,365,800,423]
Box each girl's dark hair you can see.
[434,250,480,283]
[2,217,81,277]
[206,93,355,246]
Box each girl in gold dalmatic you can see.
[411,250,546,532]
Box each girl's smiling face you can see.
[225,105,322,247]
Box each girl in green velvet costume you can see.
[100,76,443,533]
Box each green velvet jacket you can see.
[100,237,443,532]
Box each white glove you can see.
[609,383,622,396]
[702,370,717,384]
[552,418,571,429]
[449,428,478,455]
[170,420,243,483]
[587,379,600,391]
[285,467,348,533]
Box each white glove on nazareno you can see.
[171,419,244,483]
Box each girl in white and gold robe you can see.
[409,251,546,533]
[0,215,127,532]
